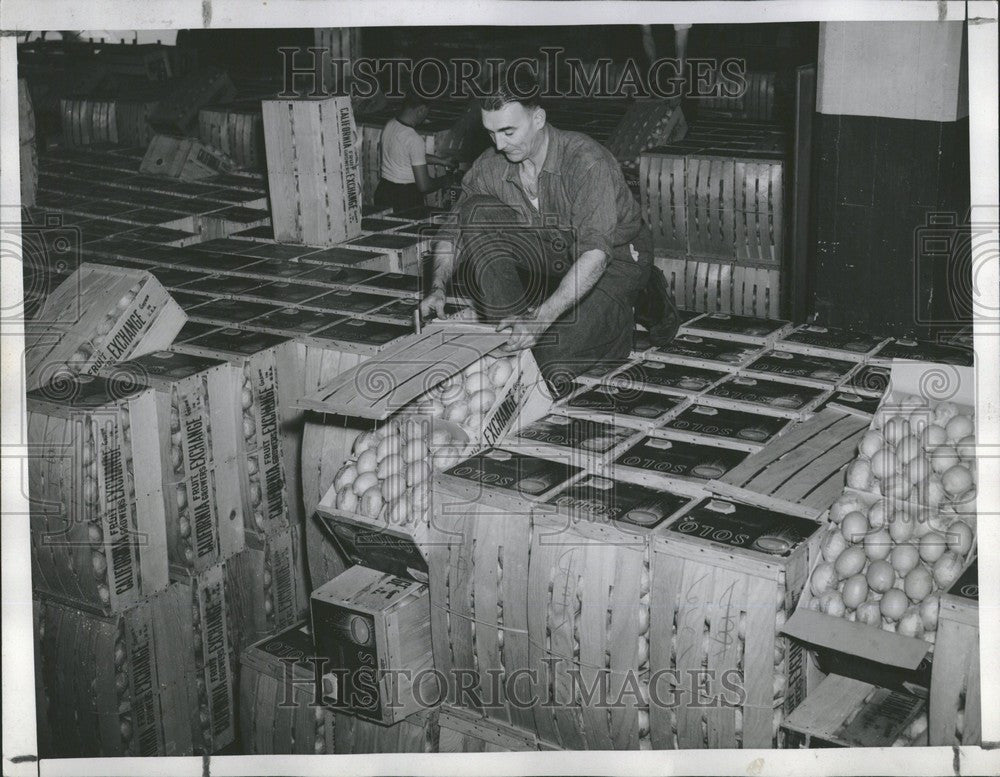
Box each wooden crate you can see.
[646,332,766,371]
[23,263,187,393]
[656,255,782,320]
[507,412,641,473]
[60,97,118,146]
[113,350,245,578]
[199,102,265,170]
[605,99,687,173]
[611,434,750,498]
[33,584,197,757]
[140,134,237,181]
[740,350,860,389]
[774,324,890,363]
[708,409,869,519]
[698,374,830,420]
[782,674,925,747]
[554,382,687,432]
[600,357,729,396]
[32,599,53,757]
[359,122,383,206]
[149,68,237,134]
[655,403,793,453]
[651,496,824,748]
[428,450,582,737]
[929,560,980,746]
[312,565,435,725]
[155,566,238,754]
[225,527,307,675]
[238,622,337,754]
[346,232,425,275]
[640,145,784,267]
[524,479,694,750]
[172,328,300,541]
[262,95,363,246]
[27,374,169,615]
[115,97,158,147]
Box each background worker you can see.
[373,90,459,212]
[420,70,675,396]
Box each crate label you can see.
[188,328,289,357]
[197,576,234,742]
[663,404,789,444]
[446,448,581,496]
[351,233,420,250]
[314,289,395,315]
[267,536,298,630]
[547,476,690,528]
[299,265,383,286]
[250,363,288,524]
[326,520,428,582]
[125,614,163,756]
[815,390,883,416]
[872,338,972,367]
[685,313,789,338]
[178,385,220,561]
[515,414,633,453]
[312,602,381,719]
[97,415,138,599]
[782,326,884,353]
[86,286,161,375]
[612,360,726,393]
[256,307,333,334]
[565,385,683,420]
[667,497,820,556]
[705,376,825,410]
[254,623,315,676]
[357,272,422,294]
[949,559,978,601]
[315,318,411,347]
[842,365,890,396]
[615,437,748,480]
[652,334,761,365]
[744,351,856,383]
[188,298,280,324]
[833,688,923,747]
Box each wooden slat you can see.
[472,515,504,722]
[608,543,641,751]
[578,547,614,750]
[742,574,776,747]
[649,543,683,749]
[706,567,746,748]
[502,512,534,736]
[674,561,714,748]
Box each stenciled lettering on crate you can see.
[262,95,363,246]
[108,350,244,579]
[27,374,170,615]
[23,263,186,394]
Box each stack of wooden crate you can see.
[638,122,788,319]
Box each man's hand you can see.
[496,309,550,352]
[419,288,447,320]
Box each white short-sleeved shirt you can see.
[380,118,427,184]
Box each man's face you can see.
[481,102,545,164]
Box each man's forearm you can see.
[429,240,456,292]
[538,249,608,322]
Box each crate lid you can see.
[315,507,429,583]
[297,322,505,419]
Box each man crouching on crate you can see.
[419,70,678,396]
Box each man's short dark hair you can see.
[401,89,429,111]
[480,67,542,111]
